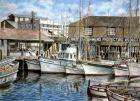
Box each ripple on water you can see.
[0,72,139,101]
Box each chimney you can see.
[3,21,5,29]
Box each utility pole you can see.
[31,11,35,30]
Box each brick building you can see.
[68,16,140,60]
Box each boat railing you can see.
[0,57,15,66]
[88,84,106,92]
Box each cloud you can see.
[15,0,54,19]
[80,0,129,17]
[0,0,137,22]
[90,0,129,16]
[38,0,54,6]
[0,1,17,21]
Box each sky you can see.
[0,0,139,22]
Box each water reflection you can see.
[0,71,139,101]
[88,96,108,101]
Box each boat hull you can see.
[0,59,19,87]
[39,57,66,73]
[26,59,40,72]
[113,62,140,77]
[83,63,113,75]
[113,67,129,77]
[65,64,85,75]
[106,89,137,101]
[128,63,140,77]
[0,70,18,87]
[87,86,107,97]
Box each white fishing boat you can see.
[25,59,40,72]
[65,64,85,75]
[128,62,140,77]
[0,57,19,87]
[39,44,77,74]
[25,48,42,72]
[113,59,129,77]
[113,58,140,77]
[113,0,140,78]
[82,62,113,75]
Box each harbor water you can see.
[0,71,140,101]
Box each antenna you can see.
[136,0,139,16]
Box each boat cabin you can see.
[58,52,76,61]
[58,44,77,61]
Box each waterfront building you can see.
[1,13,68,37]
[0,13,69,58]
[0,28,53,59]
[68,16,140,60]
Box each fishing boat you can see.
[82,62,113,75]
[0,57,19,87]
[87,84,107,97]
[106,88,139,101]
[25,48,42,72]
[25,59,40,72]
[65,64,85,75]
[87,80,140,98]
[128,62,140,77]
[113,58,140,77]
[88,84,140,98]
[113,0,140,78]
[113,59,129,77]
[39,44,77,74]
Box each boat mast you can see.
[39,18,41,55]
[136,0,140,62]
[128,0,132,58]
[78,0,82,60]
[136,0,139,16]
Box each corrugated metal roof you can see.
[0,28,54,42]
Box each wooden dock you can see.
[15,56,38,61]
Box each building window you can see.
[84,27,93,36]
[20,18,24,21]
[106,27,116,36]
[1,40,4,46]
[34,24,36,28]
